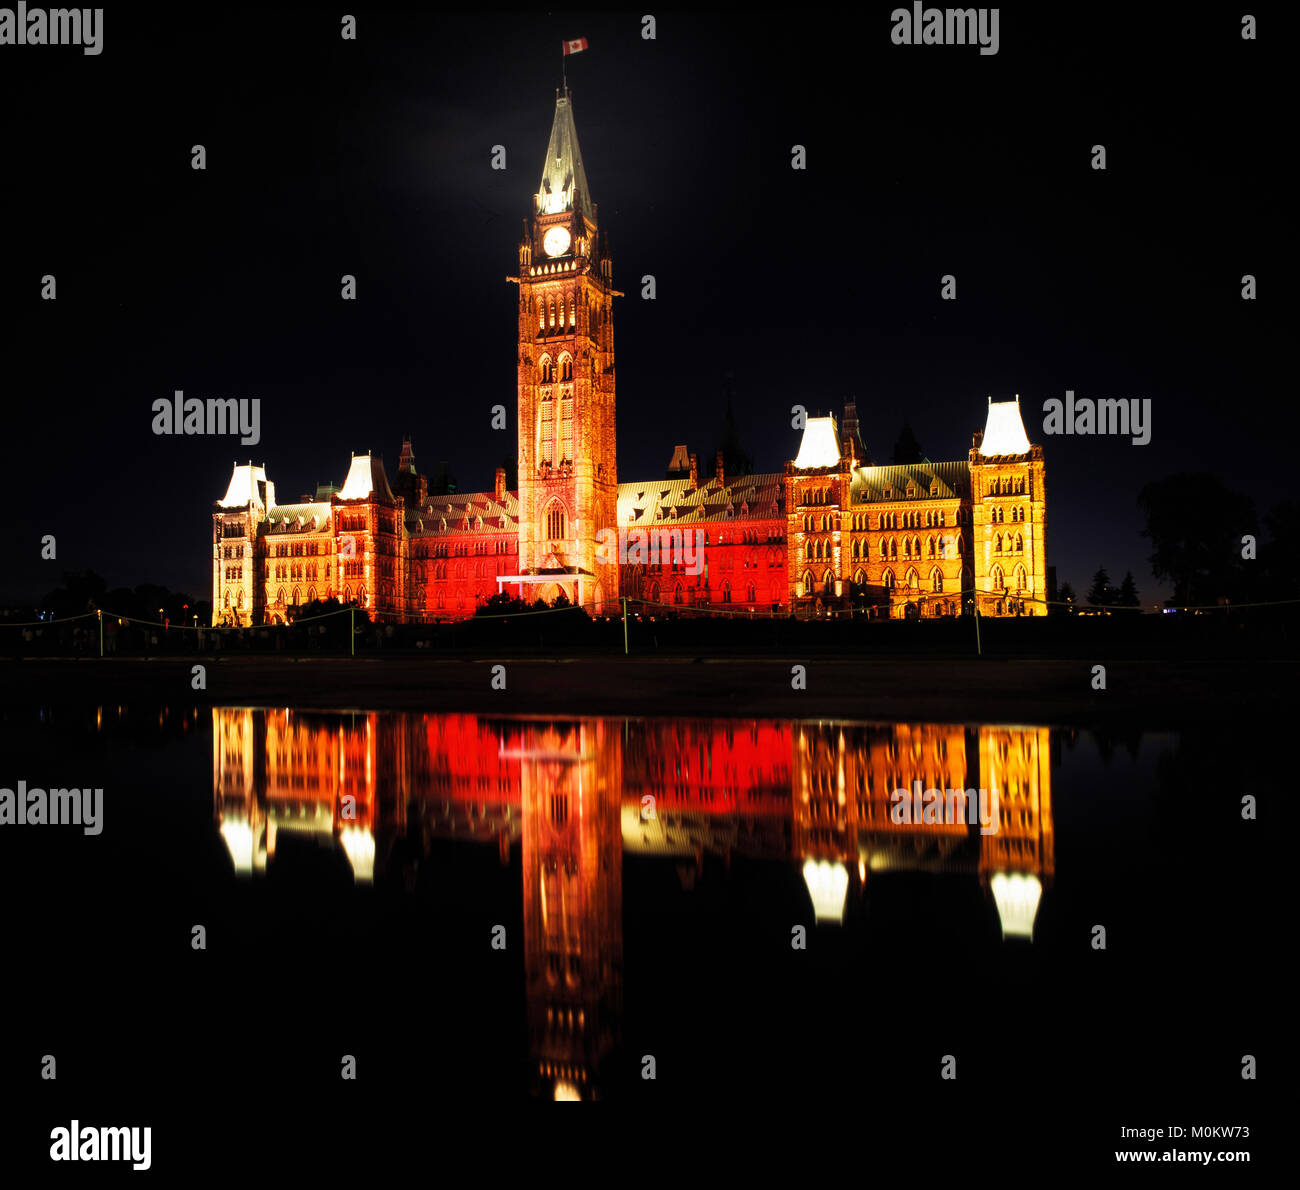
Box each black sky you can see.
[0,4,1285,603]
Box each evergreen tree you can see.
[1087,568,1113,606]
[1117,571,1140,606]
[1058,581,1075,606]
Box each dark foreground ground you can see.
[0,653,1285,727]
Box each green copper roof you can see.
[537,91,594,224]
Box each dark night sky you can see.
[0,5,1285,603]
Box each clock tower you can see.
[507,88,621,612]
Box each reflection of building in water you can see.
[519,722,623,1100]
[214,712,1054,939]
[979,726,1053,939]
[621,720,793,869]
[213,708,376,882]
[791,722,1053,936]
[211,712,1056,1094]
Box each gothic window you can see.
[931,568,943,592]
[906,567,919,591]
[560,395,573,461]
[990,564,1005,592]
[548,297,556,329]
[995,534,1003,553]
[1016,534,1024,553]
[890,539,897,559]
[803,570,814,597]
[928,536,936,558]
[722,581,732,603]
[674,584,684,605]
[883,569,895,592]
[1015,564,1027,590]
[540,400,554,466]
[539,356,553,384]
[546,504,566,540]
[568,294,576,328]
[537,299,544,332]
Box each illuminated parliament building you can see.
[212,90,1048,627]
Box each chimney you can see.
[495,467,507,501]
[688,452,698,491]
[715,449,725,489]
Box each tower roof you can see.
[537,90,593,224]
[218,462,268,508]
[338,454,396,502]
[793,416,841,470]
[980,397,1033,456]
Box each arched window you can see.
[905,567,919,591]
[1015,564,1027,590]
[931,568,943,592]
[883,569,895,592]
[995,534,1003,553]
[990,564,1004,592]
[890,539,898,559]
[803,570,815,597]
[722,580,732,603]
[548,296,556,329]
[880,541,888,560]
[674,584,684,605]
[853,568,866,587]
[927,536,936,558]
[1016,533,1024,553]
[545,503,566,540]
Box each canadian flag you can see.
[562,37,588,55]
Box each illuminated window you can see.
[546,505,566,540]
[540,400,554,467]
[560,396,573,462]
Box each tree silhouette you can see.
[1138,473,1256,605]
[1087,568,1113,606]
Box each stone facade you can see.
[211,90,1047,627]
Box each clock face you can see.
[543,226,571,258]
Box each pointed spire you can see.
[537,91,594,224]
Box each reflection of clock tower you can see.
[507,88,621,612]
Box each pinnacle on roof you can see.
[537,90,594,224]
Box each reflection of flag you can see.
[563,37,588,55]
